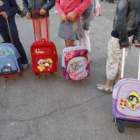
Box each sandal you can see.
[97,84,113,93]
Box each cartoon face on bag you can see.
[127,91,140,111]
[38,59,46,66]
[119,99,127,110]
[37,59,53,71]
[37,59,46,71]
[67,57,88,80]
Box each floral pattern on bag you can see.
[69,70,84,80]
[64,51,75,62]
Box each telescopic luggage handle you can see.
[6,19,13,43]
[0,14,13,43]
[32,11,49,41]
[121,45,140,80]
[5,18,13,44]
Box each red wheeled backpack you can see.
[30,12,58,76]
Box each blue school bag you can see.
[0,43,21,75]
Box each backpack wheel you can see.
[12,76,16,82]
[35,73,41,79]
[4,77,8,83]
[45,74,47,79]
[117,120,124,133]
[38,73,41,79]
[113,118,117,125]
[19,72,22,77]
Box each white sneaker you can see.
[22,63,29,70]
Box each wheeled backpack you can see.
[31,39,58,74]
[113,47,140,133]
[0,19,22,82]
[62,46,90,82]
[30,11,58,76]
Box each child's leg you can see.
[40,17,50,41]
[114,73,120,84]
[97,37,122,92]
[34,18,42,40]
[58,20,81,47]
[9,19,28,64]
[0,26,11,42]
[65,40,75,47]
[106,37,122,83]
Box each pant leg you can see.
[8,18,28,64]
[34,18,42,41]
[106,37,129,80]
[40,17,50,41]
[0,26,11,43]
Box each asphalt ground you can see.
[0,1,140,140]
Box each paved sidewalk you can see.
[0,8,140,140]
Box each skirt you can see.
[58,20,83,41]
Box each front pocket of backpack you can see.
[32,54,55,72]
[0,57,18,75]
[67,57,88,80]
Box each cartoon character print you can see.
[1,64,12,73]
[37,59,45,71]
[1,50,6,55]
[34,49,44,54]
[127,91,140,111]
[68,57,88,80]
[0,0,4,7]
[35,49,39,54]
[45,58,53,71]
[70,60,83,71]
[37,58,53,72]
[119,99,127,110]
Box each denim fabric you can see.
[22,0,55,17]
[58,20,83,40]
[82,0,94,30]
[112,0,140,47]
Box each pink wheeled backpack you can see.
[62,46,91,82]
[112,47,140,133]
